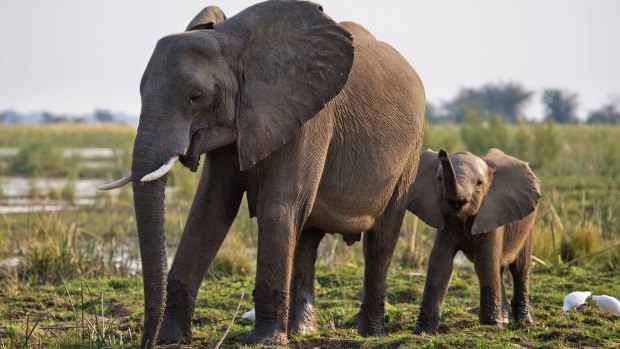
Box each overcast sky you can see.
[1,0,619,119]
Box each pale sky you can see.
[1,0,619,119]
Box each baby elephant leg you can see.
[414,232,456,335]
[509,233,533,323]
[474,229,506,325]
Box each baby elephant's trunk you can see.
[438,149,459,200]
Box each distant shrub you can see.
[560,225,600,264]
[9,142,66,176]
[423,123,463,152]
[530,120,561,169]
[461,114,511,154]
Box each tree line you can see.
[426,82,620,124]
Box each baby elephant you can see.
[407,148,541,334]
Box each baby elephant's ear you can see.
[407,149,444,230]
[186,6,226,31]
[472,149,541,235]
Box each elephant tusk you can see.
[98,171,133,190]
[140,156,178,182]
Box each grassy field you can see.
[1,123,619,348]
[1,267,619,348]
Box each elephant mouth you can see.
[179,153,200,172]
[179,129,203,172]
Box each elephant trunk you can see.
[131,120,172,348]
[438,149,459,200]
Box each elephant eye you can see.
[189,94,202,104]
[476,179,483,187]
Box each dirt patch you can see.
[109,303,131,318]
[565,331,600,348]
[510,336,534,348]
[437,319,476,333]
[291,338,362,349]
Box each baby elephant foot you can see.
[356,305,386,336]
[479,308,508,326]
[479,288,507,326]
[158,280,195,344]
[513,310,533,324]
[480,315,508,326]
[512,302,533,324]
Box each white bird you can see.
[563,291,591,311]
[592,295,620,316]
[242,308,256,320]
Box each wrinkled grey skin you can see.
[128,1,425,347]
[407,149,540,335]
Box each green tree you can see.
[480,82,532,122]
[94,109,116,123]
[587,102,620,124]
[542,88,579,123]
[444,82,532,123]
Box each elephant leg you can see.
[357,181,409,337]
[414,231,457,335]
[500,267,510,323]
[474,229,505,326]
[246,120,330,345]
[509,232,533,323]
[159,145,244,344]
[288,228,325,335]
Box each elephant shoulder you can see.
[339,21,376,41]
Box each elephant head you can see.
[407,148,540,234]
[98,2,353,346]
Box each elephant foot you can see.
[245,329,289,346]
[288,303,319,335]
[158,279,195,344]
[513,311,532,324]
[413,308,440,335]
[248,281,289,344]
[512,301,532,324]
[356,305,386,337]
[479,316,508,326]
[479,308,508,326]
[158,320,191,344]
[413,321,438,335]
[479,288,506,326]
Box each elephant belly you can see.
[306,171,402,235]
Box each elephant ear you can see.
[472,149,541,235]
[186,6,226,31]
[219,1,354,171]
[406,149,444,230]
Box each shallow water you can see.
[0,176,105,214]
[0,147,118,158]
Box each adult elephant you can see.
[100,1,425,347]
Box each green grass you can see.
[1,267,618,348]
